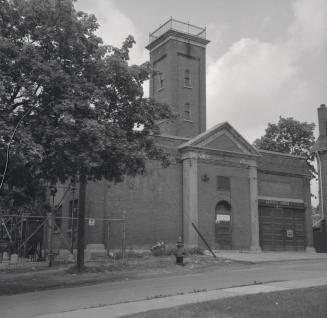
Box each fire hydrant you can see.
[176,236,184,265]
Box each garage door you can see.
[259,205,305,251]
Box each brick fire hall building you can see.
[54,19,314,253]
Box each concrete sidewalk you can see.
[2,256,327,318]
[37,277,327,318]
[213,250,327,263]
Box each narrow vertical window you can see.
[184,102,191,120]
[216,176,231,191]
[158,72,164,90]
[184,69,191,87]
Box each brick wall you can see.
[197,160,251,250]
[318,151,327,218]
[150,38,206,138]
[257,151,308,176]
[257,151,309,201]
[257,151,313,249]
[85,160,183,249]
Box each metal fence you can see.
[0,214,45,262]
[149,17,206,43]
[0,213,127,267]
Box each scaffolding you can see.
[0,185,127,266]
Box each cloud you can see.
[207,38,299,142]
[206,0,327,143]
[288,0,327,53]
[75,0,149,95]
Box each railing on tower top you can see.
[149,18,206,43]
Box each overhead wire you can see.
[0,104,37,191]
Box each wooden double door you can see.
[259,206,305,251]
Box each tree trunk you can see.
[77,175,86,271]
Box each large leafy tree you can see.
[253,116,316,177]
[0,0,172,268]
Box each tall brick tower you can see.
[146,18,210,138]
[312,104,327,228]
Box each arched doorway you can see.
[215,201,232,249]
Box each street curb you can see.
[216,253,327,264]
[220,256,327,265]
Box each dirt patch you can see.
[0,255,240,296]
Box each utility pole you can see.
[71,183,76,254]
[49,185,57,267]
[77,175,86,271]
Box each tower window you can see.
[184,69,191,87]
[184,102,191,120]
[158,72,164,90]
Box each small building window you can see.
[184,69,191,87]
[217,176,230,191]
[158,72,164,90]
[184,102,191,120]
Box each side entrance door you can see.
[215,201,232,249]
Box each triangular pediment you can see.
[178,122,260,156]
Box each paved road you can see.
[1,259,327,318]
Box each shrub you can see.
[184,247,205,255]
[150,244,205,257]
[111,250,146,259]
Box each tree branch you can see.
[33,83,42,96]
[0,104,38,191]
[9,100,30,113]
[10,85,21,103]
[0,113,9,124]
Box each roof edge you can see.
[258,149,306,159]
[178,121,260,156]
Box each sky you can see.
[75,0,327,204]
[74,0,327,142]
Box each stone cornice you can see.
[180,148,258,169]
[258,168,311,179]
[155,134,190,142]
[258,149,306,160]
[179,145,260,160]
[146,29,210,51]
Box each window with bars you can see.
[55,205,62,230]
[216,176,230,191]
[184,102,191,120]
[68,199,78,230]
[184,69,191,87]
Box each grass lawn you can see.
[0,254,233,296]
[124,286,327,318]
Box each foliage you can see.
[111,249,146,260]
[0,0,172,212]
[253,116,316,177]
